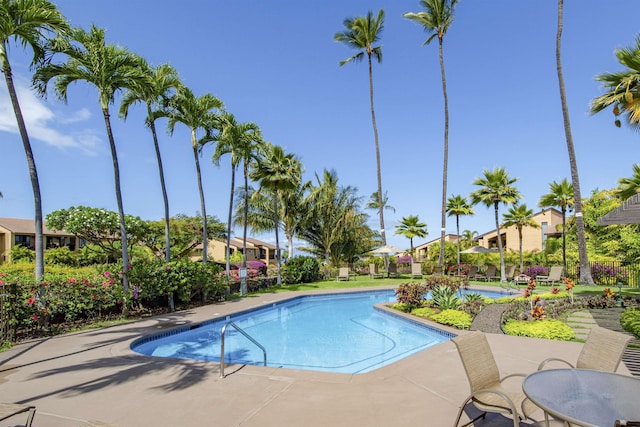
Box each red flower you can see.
[32,315,39,321]
[27,297,35,305]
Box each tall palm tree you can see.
[617,164,640,200]
[365,191,395,214]
[470,167,521,282]
[334,10,387,250]
[591,35,640,130]
[35,25,145,307]
[446,194,474,267]
[166,86,223,263]
[404,0,459,268]
[250,143,301,285]
[394,215,427,259]
[502,204,539,274]
[460,229,478,249]
[212,112,262,279]
[1,0,69,281]
[555,0,593,285]
[539,178,573,275]
[120,60,181,265]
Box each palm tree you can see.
[394,215,427,259]
[460,229,478,249]
[618,164,640,200]
[1,0,69,281]
[365,191,395,214]
[250,143,301,285]
[404,0,459,268]
[502,204,539,274]
[539,178,573,275]
[446,194,474,267]
[166,85,223,263]
[35,25,145,307]
[555,0,593,285]
[470,167,521,282]
[212,112,262,279]
[591,35,640,130]
[300,169,361,265]
[120,60,181,266]
[334,10,388,249]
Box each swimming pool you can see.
[132,289,456,374]
[131,287,514,374]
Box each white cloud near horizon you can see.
[0,77,100,154]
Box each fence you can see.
[0,284,17,343]
[566,260,639,288]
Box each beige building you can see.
[0,217,79,264]
[476,208,564,252]
[205,237,281,265]
[414,234,460,261]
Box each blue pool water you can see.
[131,287,514,374]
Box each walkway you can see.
[0,286,593,427]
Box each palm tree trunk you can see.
[191,129,208,263]
[456,215,461,267]
[148,112,171,264]
[102,107,129,314]
[438,37,450,268]
[556,0,593,285]
[518,228,524,273]
[226,164,236,280]
[274,187,282,285]
[562,207,567,276]
[241,160,249,296]
[494,202,506,282]
[148,111,174,312]
[3,62,44,281]
[368,53,388,273]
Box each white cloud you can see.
[0,77,100,154]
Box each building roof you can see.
[0,217,74,236]
[415,234,460,250]
[598,194,640,225]
[238,237,277,250]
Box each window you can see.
[14,234,33,249]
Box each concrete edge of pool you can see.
[0,284,625,427]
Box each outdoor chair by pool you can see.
[0,402,36,427]
[503,265,516,282]
[432,265,444,276]
[477,265,498,281]
[466,265,479,280]
[336,267,350,281]
[537,325,631,372]
[388,263,400,278]
[369,263,383,279]
[453,332,537,427]
[535,266,563,285]
[411,263,423,279]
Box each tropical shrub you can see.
[282,256,320,284]
[502,319,575,340]
[431,309,472,329]
[431,285,460,310]
[44,247,77,266]
[524,266,548,277]
[9,245,34,263]
[411,307,436,318]
[395,282,428,308]
[621,308,640,339]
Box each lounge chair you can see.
[369,263,383,279]
[432,265,443,276]
[336,267,350,281]
[537,326,631,372]
[536,266,563,285]
[0,403,36,427]
[80,422,121,427]
[387,262,400,278]
[466,265,479,280]
[410,263,423,279]
[477,264,498,281]
[452,332,537,427]
[503,265,516,282]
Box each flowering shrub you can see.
[395,282,429,308]
[531,305,546,320]
[524,266,548,277]
[396,255,413,265]
[590,262,629,285]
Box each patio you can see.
[0,286,622,427]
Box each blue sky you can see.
[1,0,638,252]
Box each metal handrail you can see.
[220,321,267,378]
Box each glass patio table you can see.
[523,368,640,427]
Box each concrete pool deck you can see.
[0,285,630,427]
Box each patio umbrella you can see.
[369,245,404,255]
[460,246,496,268]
